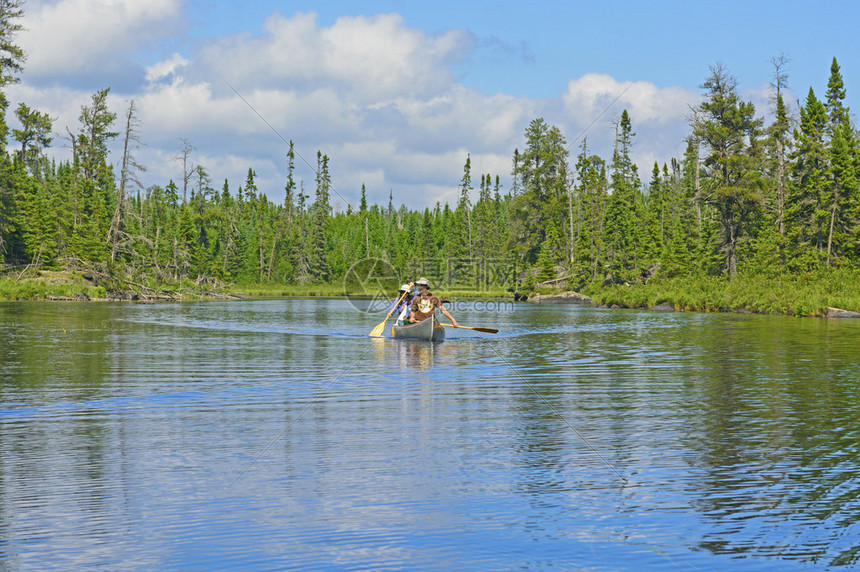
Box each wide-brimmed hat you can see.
[415,277,430,286]
[398,284,410,292]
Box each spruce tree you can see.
[694,64,764,276]
[603,110,639,282]
[790,88,830,267]
[826,121,858,265]
[826,57,848,128]
[311,152,331,281]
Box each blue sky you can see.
[8,0,860,210]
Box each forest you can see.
[1,2,859,314]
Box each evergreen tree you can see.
[642,162,664,267]
[603,110,640,282]
[449,154,473,262]
[311,152,331,281]
[826,57,848,128]
[78,88,118,185]
[12,103,52,175]
[572,140,607,280]
[285,142,296,223]
[790,88,830,268]
[509,118,569,264]
[0,0,25,258]
[0,0,25,149]
[826,120,858,265]
[694,64,764,276]
[537,226,560,283]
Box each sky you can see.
[7,0,860,211]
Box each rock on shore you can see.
[526,291,592,304]
[827,307,860,318]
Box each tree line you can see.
[1,2,858,293]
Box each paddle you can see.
[440,323,498,334]
[368,283,412,337]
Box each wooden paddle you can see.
[368,283,412,337]
[440,323,498,334]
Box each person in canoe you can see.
[394,283,416,326]
[410,277,459,327]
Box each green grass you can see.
[228,282,512,299]
[6,267,858,317]
[581,268,860,316]
[0,274,107,300]
[229,282,350,297]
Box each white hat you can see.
[415,277,430,286]
[398,284,410,292]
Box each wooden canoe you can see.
[391,314,446,341]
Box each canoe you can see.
[391,314,446,341]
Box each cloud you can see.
[146,53,189,83]
[562,73,699,124]
[196,11,472,104]
[19,0,183,83]
[8,7,704,211]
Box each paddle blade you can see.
[469,326,498,333]
[440,323,498,334]
[368,321,387,337]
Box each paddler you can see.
[409,277,459,327]
[394,283,416,326]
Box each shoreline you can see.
[3,271,860,319]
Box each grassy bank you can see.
[5,268,858,318]
[230,282,512,299]
[581,269,860,316]
[0,270,108,300]
[0,270,232,301]
[230,282,348,297]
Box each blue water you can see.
[1,299,859,570]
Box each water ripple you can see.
[1,300,860,569]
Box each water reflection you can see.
[389,339,456,370]
[1,301,860,570]
[671,315,860,566]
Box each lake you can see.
[1,299,859,570]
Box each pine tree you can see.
[823,57,856,267]
[450,154,473,262]
[603,110,640,282]
[642,162,664,267]
[509,118,569,265]
[826,57,848,128]
[285,142,296,223]
[694,64,764,276]
[572,140,607,280]
[12,103,52,175]
[789,88,830,268]
[0,0,25,150]
[826,121,858,266]
[311,152,331,281]
[537,226,559,283]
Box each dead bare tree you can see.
[108,99,146,263]
[174,138,194,204]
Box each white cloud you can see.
[7,8,703,210]
[198,11,472,102]
[146,53,189,83]
[562,73,698,124]
[20,0,182,78]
